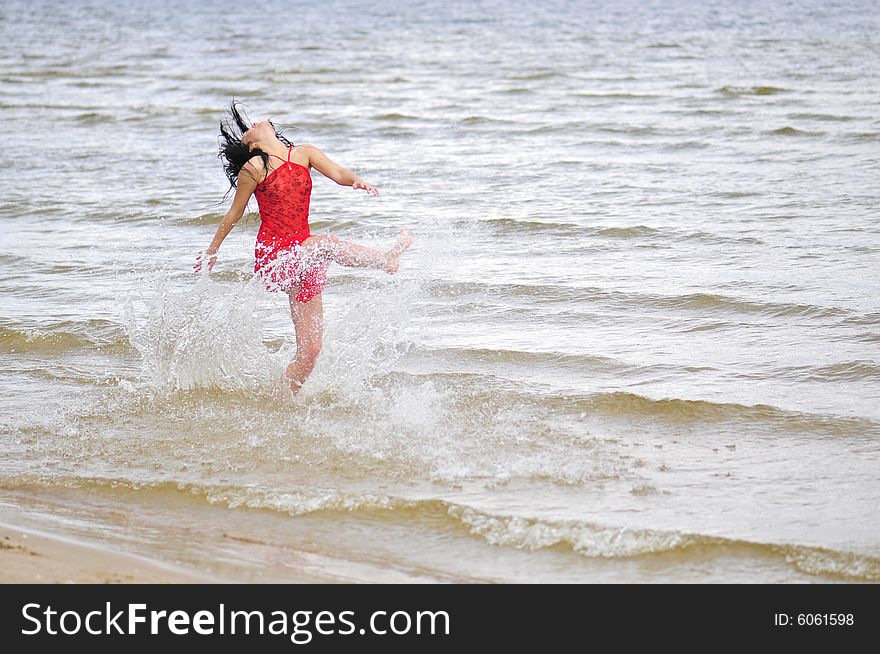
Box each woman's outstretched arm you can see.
[194,164,259,273]
[299,144,379,195]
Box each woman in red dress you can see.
[195,102,413,395]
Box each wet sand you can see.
[0,521,211,584]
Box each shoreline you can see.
[0,521,214,584]
[0,489,398,584]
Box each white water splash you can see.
[305,275,418,396]
[121,258,420,396]
[122,268,282,391]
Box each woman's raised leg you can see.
[302,228,413,273]
[284,286,324,394]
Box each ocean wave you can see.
[376,126,417,137]
[839,312,880,327]
[521,124,571,134]
[73,112,114,124]
[424,281,852,321]
[774,360,880,382]
[595,124,663,136]
[372,112,420,121]
[706,190,762,199]
[841,132,880,143]
[595,225,660,238]
[766,126,825,137]
[786,112,859,122]
[446,505,880,581]
[47,352,871,439]
[437,385,879,435]
[659,140,712,151]
[471,217,764,246]
[574,92,662,99]
[10,68,131,80]
[472,216,585,234]
[459,115,516,125]
[0,322,131,354]
[6,476,877,581]
[319,365,879,436]
[563,390,878,435]
[509,71,566,81]
[718,85,789,96]
[403,345,631,374]
[273,67,345,75]
[644,292,847,319]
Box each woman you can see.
[194,102,413,395]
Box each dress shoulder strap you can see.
[268,145,293,167]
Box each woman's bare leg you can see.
[302,228,413,273]
[282,229,412,394]
[385,227,414,273]
[285,286,324,394]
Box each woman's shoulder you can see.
[243,154,267,174]
[291,144,318,169]
[240,154,267,185]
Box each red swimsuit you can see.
[253,145,329,303]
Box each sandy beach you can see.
[0,521,213,584]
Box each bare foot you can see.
[270,378,297,401]
[284,366,304,396]
[385,227,414,274]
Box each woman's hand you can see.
[352,178,379,196]
[194,247,218,274]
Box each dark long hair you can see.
[217,99,296,201]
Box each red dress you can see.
[253,145,329,303]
